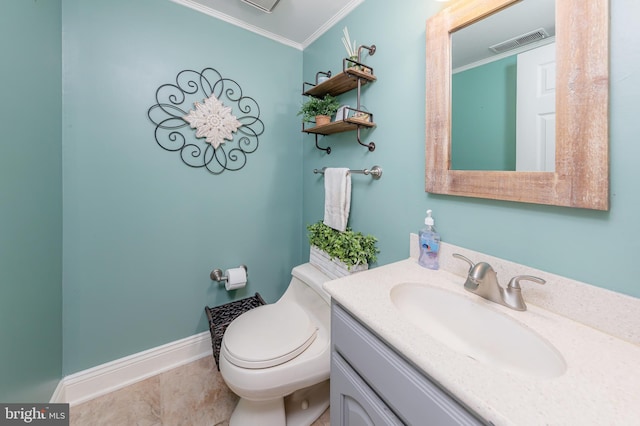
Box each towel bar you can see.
[313,165,382,180]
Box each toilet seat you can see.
[223,303,318,369]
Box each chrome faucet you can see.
[453,253,545,311]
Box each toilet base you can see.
[229,380,330,426]
[230,398,285,426]
[284,380,330,426]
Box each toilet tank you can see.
[291,263,332,305]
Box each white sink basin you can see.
[390,282,566,378]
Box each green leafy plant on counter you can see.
[307,221,379,269]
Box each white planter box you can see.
[309,245,368,280]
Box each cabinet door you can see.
[331,352,404,426]
[332,303,486,426]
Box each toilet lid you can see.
[223,303,318,369]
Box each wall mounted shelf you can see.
[303,110,375,136]
[301,46,377,154]
[303,118,375,135]
[303,68,376,98]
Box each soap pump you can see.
[418,209,440,270]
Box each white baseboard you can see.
[49,379,66,404]
[50,331,212,406]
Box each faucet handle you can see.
[507,275,546,289]
[452,253,475,272]
[504,275,545,311]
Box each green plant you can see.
[297,94,340,123]
[307,221,379,269]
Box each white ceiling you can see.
[171,0,555,66]
[170,0,365,50]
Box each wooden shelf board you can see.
[304,69,377,97]
[302,118,376,135]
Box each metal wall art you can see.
[148,68,264,174]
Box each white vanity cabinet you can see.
[330,302,487,425]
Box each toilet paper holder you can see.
[210,265,248,283]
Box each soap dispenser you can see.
[419,209,440,270]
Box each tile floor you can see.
[70,356,330,425]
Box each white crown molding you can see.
[170,0,304,50]
[51,331,212,406]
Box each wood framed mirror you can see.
[425,0,609,210]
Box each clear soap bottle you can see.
[418,209,440,270]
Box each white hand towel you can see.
[323,168,351,232]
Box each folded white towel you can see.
[323,168,351,232]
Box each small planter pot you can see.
[315,115,331,126]
[309,245,368,280]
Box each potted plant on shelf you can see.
[307,221,379,279]
[297,94,340,127]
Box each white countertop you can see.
[323,258,640,425]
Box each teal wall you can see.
[303,0,640,299]
[61,0,302,374]
[451,56,517,170]
[0,1,63,402]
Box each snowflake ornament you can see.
[183,94,242,149]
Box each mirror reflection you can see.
[450,0,556,171]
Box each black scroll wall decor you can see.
[147,67,264,174]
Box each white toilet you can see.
[219,263,332,426]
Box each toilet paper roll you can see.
[225,267,247,291]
